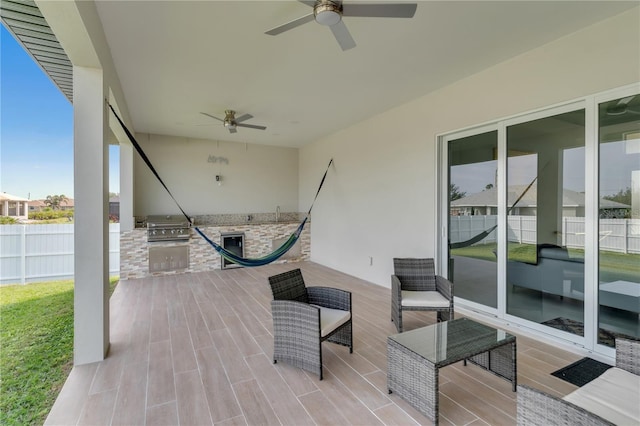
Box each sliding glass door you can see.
[444,107,588,333]
[447,130,499,309]
[597,95,640,346]
[505,109,586,337]
[441,86,640,353]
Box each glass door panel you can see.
[506,110,586,336]
[448,131,498,308]
[597,95,640,346]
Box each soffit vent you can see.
[0,0,73,102]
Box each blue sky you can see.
[1,25,119,200]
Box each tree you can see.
[603,187,631,206]
[449,184,466,201]
[44,194,68,210]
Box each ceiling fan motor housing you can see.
[315,1,342,26]
[224,110,237,129]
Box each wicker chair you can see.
[268,268,352,380]
[391,258,454,332]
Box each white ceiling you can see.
[93,1,636,148]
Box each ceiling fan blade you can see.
[606,95,638,115]
[342,3,417,18]
[237,123,267,131]
[235,113,253,123]
[330,21,356,51]
[297,0,316,7]
[228,127,238,134]
[265,13,315,35]
[618,95,635,106]
[200,112,223,122]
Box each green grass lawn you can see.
[0,278,118,425]
[452,243,640,282]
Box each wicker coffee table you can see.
[387,317,517,424]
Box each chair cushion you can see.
[312,305,351,337]
[401,290,450,308]
[563,367,640,425]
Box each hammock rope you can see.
[109,104,332,267]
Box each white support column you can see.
[73,66,110,365]
[119,141,134,231]
[537,150,561,245]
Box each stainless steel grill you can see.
[147,215,191,242]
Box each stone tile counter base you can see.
[120,220,310,280]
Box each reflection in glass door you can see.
[505,110,586,337]
[448,131,498,308]
[597,96,640,346]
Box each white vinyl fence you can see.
[0,224,120,285]
[450,215,640,254]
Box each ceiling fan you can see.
[606,95,640,116]
[200,110,267,134]
[265,0,417,51]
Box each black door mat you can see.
[551,357,613,387]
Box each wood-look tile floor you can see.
[45,261,582,426]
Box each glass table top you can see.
[388,317,515,364]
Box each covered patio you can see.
[45,262,580,425]
[2,1,637,423]
[1,0,637,368]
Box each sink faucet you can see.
[276,205,280,222]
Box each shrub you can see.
[29,209,74,221]
[0,216,18,224]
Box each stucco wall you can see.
[299,8,640,287]
[133,134,298,216]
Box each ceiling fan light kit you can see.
[223,110,237,132]
[315,2,342,26]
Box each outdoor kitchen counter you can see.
[133,220,301,229]
[192,211,305,227]
[134,212,306,228]
[194,219,302,226]
[121,216,310,279]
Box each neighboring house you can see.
[27,199,47,212]
[0,193,29,220]
[109,195,119,220]
[450,185,629,217]
[28,198,75,212]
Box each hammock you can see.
[109,104,331,267]
[450,175,538,250]
[449,225,498,249]
[194,219,307,267]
